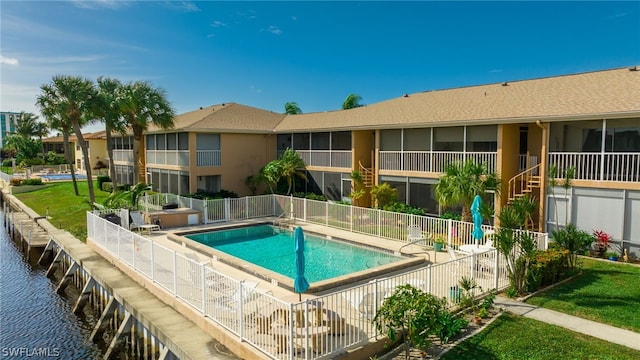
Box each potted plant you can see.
[593,229,611,258]
[607,251,619,261]
[433,235,445,252]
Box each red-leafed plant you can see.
[593,229,611,256]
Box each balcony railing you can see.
[146,150,189,166]
[196,150,221,167]
[112,149,133,163]
[379,151,497,174]
[287,150,352,168]
[548,152,640,182]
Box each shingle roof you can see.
[147,102,286,134]
[274,67,640,132]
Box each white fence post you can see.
[200,264,206,314]
[224,198,230,221]
[447,219,453,248]
[172,251,177,294]
[493,251,499,289]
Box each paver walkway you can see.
[495,295,640,351]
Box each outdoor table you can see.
[459,244,494,254]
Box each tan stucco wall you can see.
[496,124,521,211]
[73,139,107,171]
[190,133,276,196]
[353,130,375,207]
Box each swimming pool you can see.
[185,225,404,283]
[171,224,426,293]
[39,173,87,181]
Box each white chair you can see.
[129,211,160,234]
[344,287,387,319]
[407,225,425,242]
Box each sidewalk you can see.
[495,296,640,351]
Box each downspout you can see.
[535,120,549,233]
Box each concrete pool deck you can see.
[142,217,454,302]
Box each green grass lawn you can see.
[442,313,640,360]
[526,257,640,332]
[14,181,109,241]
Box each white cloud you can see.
[607,13,627,19]
[488,69,503,73]
[69,0,130,10]
[163,1,201,13]
[292,16,297,21]
[211,20,227,28]
[0,56,19,66]
[266,26,282,35]
[249,85,262,94]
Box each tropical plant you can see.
[370,182,398,209]
[342,93,363,110]
[284,101,302,114]
[96,76,126,190]
[493,200,539,295]
[259,161,282,194]
[349,170,366,206]
[551,224,593,269]
[3,111,46,163]
[373,284,458,360]
[435,160,500,222]
[116,80,176,183]
[548,164,575,228]
[95,182,152,210]
[458,276,481,318]
[278,148,307,195]
[592,229,612,256]
[37,75,98,203]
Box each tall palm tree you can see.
[116,81,175,183]
[13,111,40,138]
[96,76,126,190]
[284,102,302,114]
[278,148,307,195]
[37,75,98,203]
[342,93,363,110]
[38,112,80,196]
[435,160,500,222]
[34,121,49,158]
[5,111,45,161]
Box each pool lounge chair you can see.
[407,225,425,243]
[129,211,161,234]
[343,287,387,319]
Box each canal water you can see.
[0,210,105,359]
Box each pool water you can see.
[186,225,404,283]
[40,174,87,181]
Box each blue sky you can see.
[1,1,639,132]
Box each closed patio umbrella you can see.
[471,195,484,247]
[294,226,310,301]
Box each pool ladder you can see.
[274,212,296,229]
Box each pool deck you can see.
[144,217,453,302]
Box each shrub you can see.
[370,182,398,209]
[21,178,43,186]
[551,224,593,269]
[97,175,111,191]
[102,182,113,192]
[187,189,239,200]
[10,178,22,186]
[383,201,426,216]
[2,159,12,167]
[292,192,327,201]
[440,211,462,221]
[19,158,45,167]
[526,248,571,292]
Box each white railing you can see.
[548,152,640,182]
[379,151,497,174]
[87,206,511,360]
[146,150,190,166]
[112,149,134,163]
[196,150,221,167]
[292,150,352,168]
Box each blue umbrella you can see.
[294,227,310,301]
[471,195,484,247]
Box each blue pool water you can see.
[40,174,87,181]
[186,225,404,283]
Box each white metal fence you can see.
[87,208,510,360]
[88,193,549,359]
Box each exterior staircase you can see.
[359,162,374,188]
[508,164,541,230]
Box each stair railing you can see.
[508,163,541,201]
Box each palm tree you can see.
[278,148,307,194]
[37,75,98,202]
[284,102,302,114]
[38,112,80,196]
[435,160,500,222]
[5,111,45,161]
[116,81,175,183]
[96,76,126,190]
[342,93,363,110]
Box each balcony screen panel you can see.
[404,128,430,151]
[606,118,640,152]
[550,120,602,152]
[384,181,406,204]
[196,134,220,150]
[156,134,166,150]
[180,174,190,195]
[277,134,292,151]
[409,182,438,215]
[466,125,497,151]
[306,170,322,194]
[167,133,177,150]
[342,179,351,200]
[311,132,330,150]
[324,172,342,201]
[178,133,189,150]
[380,129,401,151]
[434,127,463,151]
[169,171,179,195]
[146,135,156,150]
[292,133,310,150]
[331,131,351,150]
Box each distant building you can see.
[0,111,20,147]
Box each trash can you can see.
[101,213,121,226]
